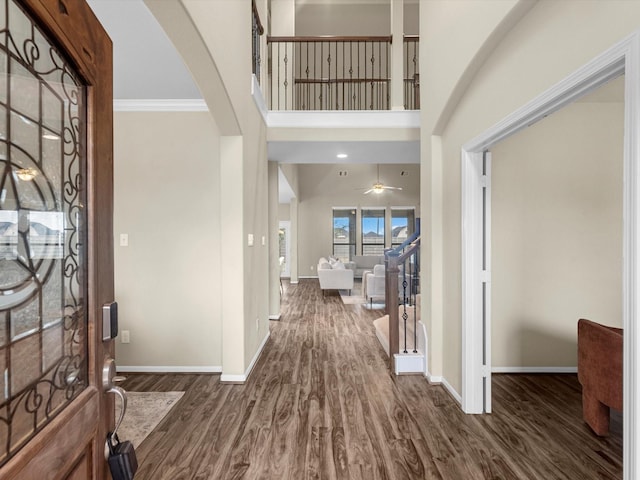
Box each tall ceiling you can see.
[87,0,201,100]
[87,0,420,205]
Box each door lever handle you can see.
[107,385,127,440]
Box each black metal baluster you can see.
[283,43,288,110]
[341,41,344,110]
[304,42,308,110]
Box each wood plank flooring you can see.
[120,279,622,479]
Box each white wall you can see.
[422,0,640,394]
[297,163,419,274]
[114,111,221,369]
[491,101,623,368]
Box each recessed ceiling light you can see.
[336,153,348,159]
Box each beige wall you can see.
[279,203,291,221]
[423,0,640,393]
[114,111,221,368]
[492,101,623,368]
[295,3,390,36]
[297,163,419,275]
[149,0,271,377]
[242,106,270,368]
[294,0,418,35]
[404,2,419,35]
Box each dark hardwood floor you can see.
[120,279,622,479]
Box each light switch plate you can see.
[248,234,254,246]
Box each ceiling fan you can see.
[363,164,403,195]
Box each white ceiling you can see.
[87,0,201,100]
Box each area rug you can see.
[339,291,367,304]
[115,391,184,448]
[339,289,385,308]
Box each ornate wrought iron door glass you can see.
[0,0,87,466]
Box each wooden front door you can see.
[0,0,113,478]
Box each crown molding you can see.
[113,99,208,112]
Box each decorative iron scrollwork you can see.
[0,0,87,466]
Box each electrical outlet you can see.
[119,233,129,247]
[121,330,130,344]
[311,265,314,270]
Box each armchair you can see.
[577,318,623,436]
[364,264,386,306]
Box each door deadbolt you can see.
[103,357,116,391]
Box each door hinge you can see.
[481,270,491,283]
[482,365,490,377]
[481,175,490,188]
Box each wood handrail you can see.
[403,35,419,41]
[388,230,420,255]
[395,239,420,264]
[252,0,264,35]
[268,35,392,43]
[295,77,390,84]
[385,235,420,373]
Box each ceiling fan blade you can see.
[383,186,403,191]
[363,188,374,194]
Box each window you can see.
[391,208,415,246]
[362,208,385,255]
[332,208,356,262]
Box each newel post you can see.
[386,251,400,372]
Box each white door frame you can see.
[461,31,640,480]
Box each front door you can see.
[0,0,113,478]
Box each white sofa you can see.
[351,255,385,278]
[317,257,354,296]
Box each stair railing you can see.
[267,35,392,110]
[252,0,264,83]
[403,35,419,110]
[385,235,420,373]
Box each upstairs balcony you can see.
[252,4,419,113]
[265,35,418,111]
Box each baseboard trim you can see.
[297,276,316,280]
[220,330,270,384]
[394,353,424,375]
[492,366,578,373]
[269,314,281,320]
[289,280,300,284]
[426,373,442,384]
[441,377,462,405]
[116,365,222,373]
